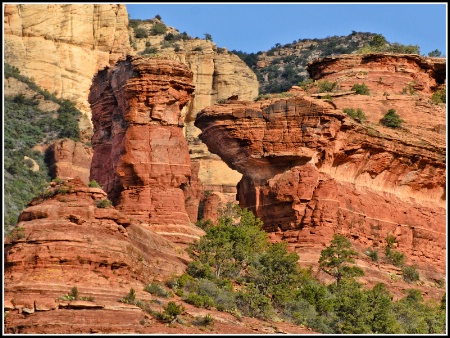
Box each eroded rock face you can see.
[3,178,191,333]
[195,54,446,290]
[89,56,204,243]
[46,139,93,185]
[3,3,131,141]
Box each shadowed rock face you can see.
[195,54,446,290]
[89,56,204,243]
[46,139,93,185]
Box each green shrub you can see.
[96,199,112,208]
[141,46,158,55]
[343,108,367,123]
[380,109,404,128]
[164,301,184,319]
[144,282,173,298]
[151,22,167,35]
[88,180,100,188]
[193,314,214,326]
[120,288,136,304]
[134,27,148,38]
[365,248,379,262]
[185,292,214,309]
[431,89,446,104]
[385,249,405,267]
[317,80,338,93]
[402,265,419,283]
[193,46,203,52]
[351,83,370,95]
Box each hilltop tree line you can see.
[231,32,442,94]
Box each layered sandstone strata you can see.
[89,56,204,243]
[4,178,191,333]
[3,3,131,140]
[195,54,446,292]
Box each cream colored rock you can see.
[4,4,131,141]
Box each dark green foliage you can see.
[380,109,404,128]
[4,63,81,234]
[164,301,184,319]
[319,234,364,284]
[188,205,267,279]
[402,265,420,283]
[134,27,148,38]
[232,32,380,95]
[204,33,213,41]
[185,292,214,309]
[155,14,161,20]
[328,279,371,333]
[428,49,442,57]
[351,83,370,95]
[343,108,367,123]
[151,22,167,35]
[236,283,274,319]
[193,46,203,52]
[370,34,387,48]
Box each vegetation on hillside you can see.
[144,204,446,334]
[4,63,82,234]
[231,32,426,95]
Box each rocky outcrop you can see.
[89,55,204,243]
[129,23,259,202]
[4,177,190,333]
[195,54,446,294]
[46,139,93,185]
[3,4,131,141]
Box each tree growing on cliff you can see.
[319,234,364,284]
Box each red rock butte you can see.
[195,53,446,296]
[89,55,204,244]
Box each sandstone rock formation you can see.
[129,22,259,203]
[3,3,131,141]
[89,55,204,244]
[3,177,190,333]
[195,54,446,297]
[46,139,93,185]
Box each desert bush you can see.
[96,199,112,208]
[402,265,419,283]
[120,288,136,304]
[431,89,446,104]
[343,108,367,123]
[134,27,148,38]
[193,313,214,326]
[380,109,404,128]
[145,282,173,298]
[351,83,370,95]
[151,22,167,35]
[141,46,158,55]
[365,248,379,262]
[88,179,100,188]
[317,80,338,93]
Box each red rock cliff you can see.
[3,178,190,333]
[195,54,446,295]
[89,55,204,244]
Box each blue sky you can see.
[126,2,447,56]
